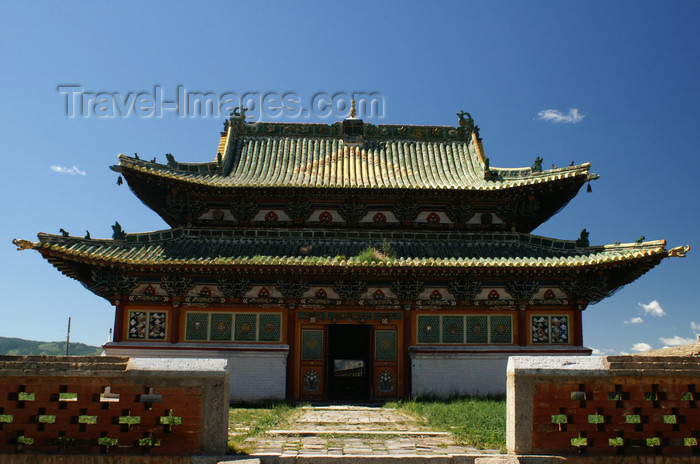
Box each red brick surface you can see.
[532,376,700,456]
[0,376,203,455]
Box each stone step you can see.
[267,429,451,437]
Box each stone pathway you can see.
[244,405,502,458]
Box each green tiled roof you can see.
[116,120,595,191]
[22,229,670,269]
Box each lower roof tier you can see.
[14,229,688,304]
[18,228,678,267]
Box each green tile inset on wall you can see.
[466,316,488,344]
[185,313,208,341]
[259,313,281,342]
[210,313,232,341]
[235,313,257,341]
[417,316,440,344]
[442,316,465,344]
[490,315,512,343]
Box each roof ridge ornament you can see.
[12,238,34,251]
[668,245,690,257]
[576,229,590,248]
[456,110,479,139]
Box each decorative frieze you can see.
[164,191,207,222]
[276,278,309,299]
[506,278,540,300]
[217,275,251,299]
[89,270,139,298]
[561,276,609,303]
[391,278,424,300]
[448,278,481,301]
[333,280,367,300]
[160,274,194,297]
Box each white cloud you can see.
[536,108,585,124]
[659,335,696,347]
[590,347,614,355]
[50,165,86,176]
[638,300,666,317]
[624,317,644,324]
[632,342,653,352]
[691,321,700,331]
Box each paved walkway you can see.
[243,405,502,458]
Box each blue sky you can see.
[1,1,698,354]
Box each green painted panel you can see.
[259,313,281,342]
[375,330,396,361]
[301,330,323,360]
[185,313,208,341]
[417,316,440,343]
[490,315,512,343]
[235,313,257,341]
[466,316,488,343]
[210,313,232,341]
[442,316,464,344]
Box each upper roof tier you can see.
[114,112,598,231]
[118,112,595,190]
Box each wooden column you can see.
[286,304,296,400]
[573,304,584,346]
[113,300,124,343]
[171,302,181,344]
[518,306,528,346]
[402,305,412,399]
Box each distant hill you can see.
[0,336,103,356]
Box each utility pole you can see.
[65,317,71,356]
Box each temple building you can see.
[14,109,688,402]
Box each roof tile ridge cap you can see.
[602,239,668,249]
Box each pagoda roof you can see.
[16,228,678,271]
[115,119,596,192]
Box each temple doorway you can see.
[327,325,371,401]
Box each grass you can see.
[385,394,506,451]
[227,402,299,454]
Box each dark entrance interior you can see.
[327,325,370,400]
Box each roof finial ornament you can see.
[350,99,356,119]
[668,245,690,257]
[456,110,479,139]
[576,229,590,248]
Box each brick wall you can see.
[0,356,228,456]
[508,356,700,457]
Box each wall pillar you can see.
[518,306,528,346]
[402,304,412,398]
[171,302,181,344]
[286,303,296,400]
[113,300,124,342]
[573,304,584,346]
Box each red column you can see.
[518,306,528,346]
[171,303,181,344]
[113,301,124,343]
[402,305,412,399]
[573,305,584,346]
[286,304,297,400]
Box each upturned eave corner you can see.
[668,244,691,258]
[12,238,36,251]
